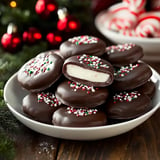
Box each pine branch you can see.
[0,131,15,160]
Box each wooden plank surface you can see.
[14,131,59,160]
[56,108,160,160]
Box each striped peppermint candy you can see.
[103,3,138,31]
[120,29,136,37]
[135,12,160,37]
[123,0,146,13]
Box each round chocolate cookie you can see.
[112,62,152,91]
[106,91,151,120]
[55,80,109,108]
[104,43,143,67]
[52,106,107,127]
[17,50,64,92]
[136,80,156,99]
[23,92,63,124]
[63,54,114,87]
[59,35,106,59]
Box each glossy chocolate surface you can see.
[112,62,152,91]
[63,54,114,87]
[17,39,155,127]
[106,91,151,120]
[17,50,64,92]
[52,107,107,127]
[104,43,143,67]
[59,35,106,59]
[136,80,156,98]
[55,80,109,108]
[23,92,62,124]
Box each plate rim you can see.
[3,67,160,132]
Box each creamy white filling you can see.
[66,64,110,82]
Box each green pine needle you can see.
[0,130,15,160]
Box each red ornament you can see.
[1,23,22,53]
[35,0,58,19]
[57,8,80,32]
[46,31,62,47]
[23,27,42,45]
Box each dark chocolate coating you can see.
[52,107,107,127]
[104,43,143,67]
[23,92,63,124]
[106,91,151,120]
[112,62,152,91]
[59,35,106,59]
[136,80,156,99]
[63,54,114,87]
[17,50,64,92]
[55,80,109,108]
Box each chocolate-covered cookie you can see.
[63,54,114,87]
[55,80,109,108]
[106,91,151,120]
[136,80,156,99]
[104,43,143,67]
[23,92,63,124]
[52,106,107,127]
[112,62,152,91]
[59,35,106,59]
[17,50,64,92]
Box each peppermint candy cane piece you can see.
[123,0,146,13]
[103,3,138,31]
[138,11,160,21]
[120,29,137,37]
[108,2,128,13]
[135,12,160,37]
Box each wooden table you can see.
[0,61,160,160]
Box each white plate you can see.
[3,69,160,140]
[95,10,160,62]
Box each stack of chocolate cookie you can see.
[17,35,155,127]
[104,43,154,121]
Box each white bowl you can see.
[3,68,160,140]
[95,10,160,62]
